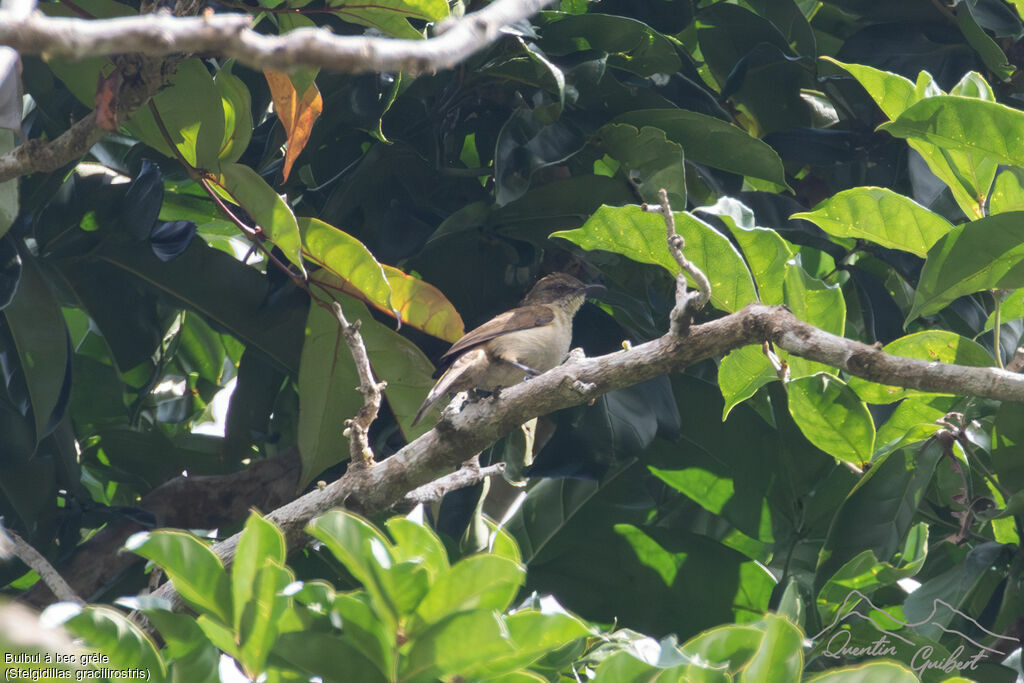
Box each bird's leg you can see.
[498,357,542,378]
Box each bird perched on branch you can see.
[412,272,604,426]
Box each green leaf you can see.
[301,217,392,315]
[552,204,757,313]
[910,211,1024,321]
[791,187,952,257]
[296,296,361,485]
[786,374,874,466]
[232,512,286,630]
[804,661,919,682]
[880,95,1024,170]
[699,196,794,304]
[413,555,526,626]
[990,167,1024,214]
[823,57,917,120]
[215,62,253,165]
[77,240,306,372]
[471,610,592,678]
[3,252,68,444]
[126,59,225,172]
[217,163,305,274]
[307,510,399,627]
[903,541,1006,641]
[124,530,232,624]
[386,512,450,579]
[817,439,944,585]
[541,13,682,77]
[848,331,993,403]
[955,7,1015,82]
[782,262,845,377]
[237,562,293,675]
[400,610,516,682]
[717,345,777,418]
[596,124,686,208]
[136,605,215,661]
[331,593,395,677]
[55,605,167,683]
[827,59,997,219]
[876,396,952,452]
[992,402,1024,493]
[613,109,789,188]
[273,632,388,683]
[816,523,928,626]
[40,0,131,104]
[680,623,763,674]
[739,614,803,683]
[297,285,438,483]
[325,0,448,39]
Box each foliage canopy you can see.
[4,0,1024,681]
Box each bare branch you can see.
[0,112,106,181]
[0,0,555,182]
[0,0,557,73]
[2,524,83,605]
[403,459,506,506]
[330,301,385,467]
[645,188,712,334]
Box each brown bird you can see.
[412,273,603,426]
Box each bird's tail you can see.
[411,362,463,426]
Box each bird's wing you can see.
[439,304,555,364]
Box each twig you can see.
[1007,347,1024,373]
[330,301,385,467]
[644,188,712,335]
[0,0,557,73]
[403,459,506,506]
[1,524,83,605]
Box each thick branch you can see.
[0,0,556,73]
[148,302,1024,610]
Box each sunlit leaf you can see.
[265,69,322,182]
[552,204,757,313]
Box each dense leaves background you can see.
[4,0,1024,680]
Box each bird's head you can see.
[521,272,605,312]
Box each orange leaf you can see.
[264,69,323,182]
[94,68,121,132]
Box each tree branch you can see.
[146,301,1024,611]
[0,0,556,182]
[2,524,83,605]
[403,459,506,506]
[329,301,385,467]
[0,0,557,73]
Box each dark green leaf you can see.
[613,109,789,188]
[817,438,943,587]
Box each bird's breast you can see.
[488,319,571,372]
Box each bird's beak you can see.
[582,283,606,299]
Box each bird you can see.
[412,272,603,426]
